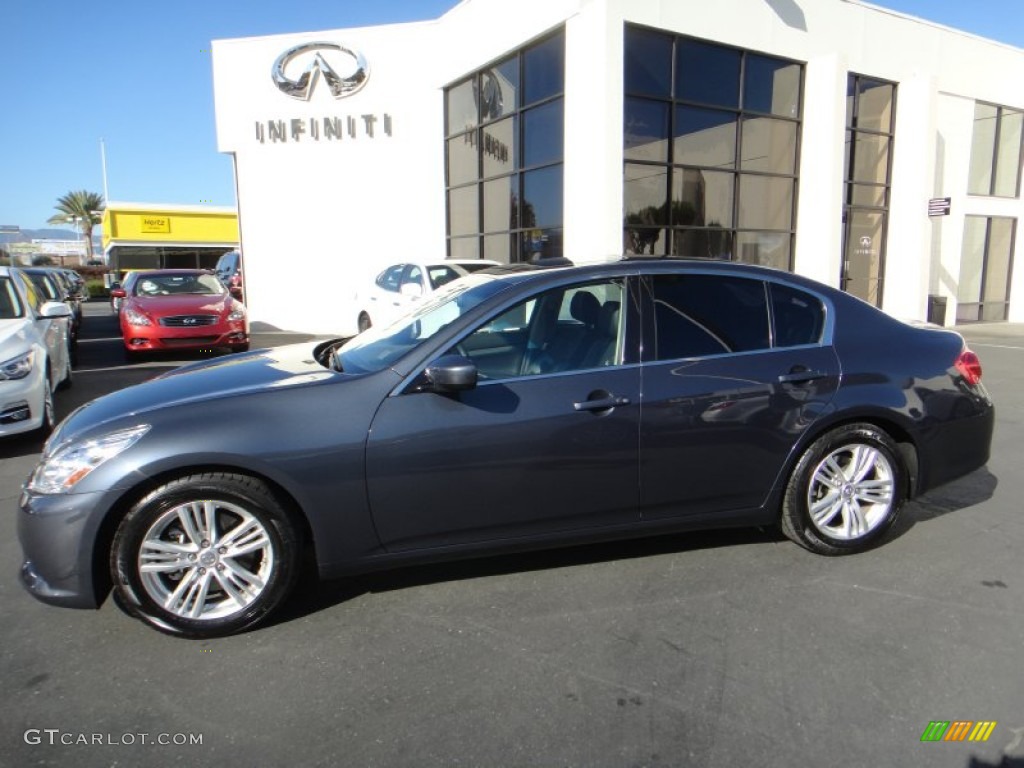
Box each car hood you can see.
[50,343,352,446]
[128,293,232,315]
[0,318,31,359]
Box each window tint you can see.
[649,274,769,360]
[377,265,406,293]
[426,265,463,290]
[0,277,24,319]
[770,283,825,346]
[18,273,43,312]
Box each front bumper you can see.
[122,322,249,352]
[0,363,47,437]
[17,487,112,609]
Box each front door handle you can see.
[574,395,631,412]
[777,368,827,384]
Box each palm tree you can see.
[47,190,105,263]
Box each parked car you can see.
[355,259,499,331]
[117,269,249,358]
[109,270,145,314]
[215,251,244,302]
[18,259,993,638]
[0,266,73,438]
[23,268,81,363]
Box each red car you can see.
[118,270,249,358]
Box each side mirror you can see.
[400,282,423,298]
[423,355,477,393]
[110,288,126,299]
[40,301,72,319]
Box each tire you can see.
[357,313,372,333]
[110,473,300,638]
[35,368,56,437]
[780,423,906,556]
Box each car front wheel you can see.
[780,423,906,555]
[110,473,300,638]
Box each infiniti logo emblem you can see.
[271,42,369,101]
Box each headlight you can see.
[228,305,246,321]
[123,308,152,326]
[0,351,34,380]
[28,425,151,494]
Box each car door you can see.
[639,272,840,520]
[14,271,68,388]
[365,277,642,552]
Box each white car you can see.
[0,266,74,437]
[356,260,499,332]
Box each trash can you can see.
[927,295,947,326]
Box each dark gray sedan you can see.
[18,259,994,638]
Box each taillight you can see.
[954,348,982,386]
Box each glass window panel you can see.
[673,106,737,168]
[448,236,480,260]
[981,303,1008,322]
[523,33,564,105]
[447,134,478,186]
[958,216,987,303]
[522,165,563,229]
[446,77,478,136]
[523,100,563,167]
[624,228,666,256]
[736,232,792,270]
[738,175,794,230]
[484,233,515,263]
[448,184,479,237]
[625,163,669,227]
[849,183,887,207]
[844,210,886,306]
[984,218,1015,303]
[854,79,895,133]
[968,103,998,195]
[676,40,740,108]
[741,116,797,174]
[625,26,672,96]
[994,109,1023,197]
[521,228,563,261]
[483,175,516,233]
[671,227,734,259]
[956,302,982,323]
[770,283,824,346]
[848,133,890,185]
[625,98,669,162]
[478,57,518,122]
[672,168,734,227]
[743,55,801,117]
[482,116,517,178]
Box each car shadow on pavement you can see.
[889,466,999,542]
[268,525,786,631]
[0,432,47,461]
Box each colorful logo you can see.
[921,721,997,742]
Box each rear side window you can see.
[376,265,405,293]
[0,277,24,319]
[649,274,769,360]
[770,283,825,347]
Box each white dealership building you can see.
[212,0,1024,334]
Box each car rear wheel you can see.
[780,423,905,555]
[110,473,300,638]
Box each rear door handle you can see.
[777,369,827,384]
[574,396,631,412]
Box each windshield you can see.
[134,273,225,296]
[0,277,24,319]
[337,275,508,373]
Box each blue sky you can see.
[1,0,1021,232]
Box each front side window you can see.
[968,102,1024,198]
[623,26,803,268]
[646,274,770,360]
[456,280,626,380]
[376,265,406,293]
[0,277,24,319]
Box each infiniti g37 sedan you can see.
[18,259,993,638]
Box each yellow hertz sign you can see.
[140,216,171,233]
[921,721,997,742]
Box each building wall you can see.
[213,0,1024,333]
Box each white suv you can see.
[0,267,73,437]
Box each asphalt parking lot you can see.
[1,302,1022,768]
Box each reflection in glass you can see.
[484,232,515,263]
[744,56,800,117]
[523,33,564,105]
[447,135,478,187]
[676,39,740,108]
[624,164,668,225]
[672,227,734,259]
[481,57,519,121]
[741,117,797,174]
[625,26,672,96]
[853,79,894,132]
[521,228,563,260]
[483,176,515,233]
[849,183,886,208]
[844,210,885,305]
[447,77,478,136]
[624,228,665,256]
[625,98,669,162]
[672,169,733,227]
[448,185,479,237]
[673,106,737,167]
[523,100,564,167]
[994,109,1023,197]
[738,176,793,230]
[482,116,517,178]
[983,217,1014,304]
[522,166,563,229]
[968,103,998,195]
[848,133,890,185]
[735,232,791,270]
